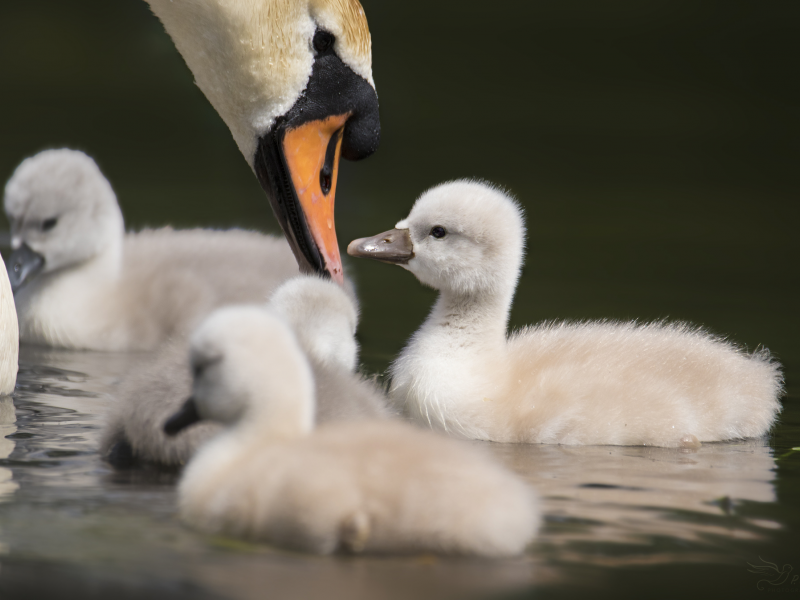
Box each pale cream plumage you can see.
[348,180,783,447]
[4,149,299,351]
[100,276,389,467]
[175,305,539,556]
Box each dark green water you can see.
[0,1,798,598]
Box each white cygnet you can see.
[166,306,539,556]
[100,276,389,468]
[4,149,299,351]
[0,255,18,395]
[347,180,783,447]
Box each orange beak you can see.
[281,114,349,285]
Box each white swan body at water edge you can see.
[0,255,18,395]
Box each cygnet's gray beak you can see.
[347,229,414,265]
[7,243,44,292]
[163,397,201,436]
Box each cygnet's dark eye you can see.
[430,226,447,239]
[313,30,335,54]
[42,217,58,232]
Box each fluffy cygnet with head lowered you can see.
[4,149,299,351]
[348,180,783,447]
[165,305,539,556]
[100,276,390,468]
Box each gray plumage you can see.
[100,277,391,468]
[4,149,299,351]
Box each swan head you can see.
[268,275,359,371]
[145,0,380,284]
[3,149,124,292]
[348,180,526,297]
[165,305,315,438]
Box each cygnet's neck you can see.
[74,240,124,282]
[424,283,516,349]
[294,319,358,372]
[23,239,123,302]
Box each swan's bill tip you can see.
[256,114,351,283]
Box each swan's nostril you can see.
[320,171,332,194]
[319,127,343,197]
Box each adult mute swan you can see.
[101,276,389,468]
[348,180,783,447]
[138,0,381,283]
[0,255,18,395]
[4,149,298,351]
[165,305,539,556]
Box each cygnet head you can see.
[348,180,526,298]
[164,306,315,439]
[3,149,124,291]
[268,276,360,372]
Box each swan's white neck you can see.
[145,0,316,161]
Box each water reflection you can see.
[489,439,778,567]
[0,348,791,599]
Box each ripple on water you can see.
[0,347,797,599]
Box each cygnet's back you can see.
[172,307,539,556]
[4,149,298,351]
[101,276,389,468]
[182,420,537,556]
[112,228,298,350]
[501,321,781,446]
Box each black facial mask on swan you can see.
[253,29,380,285]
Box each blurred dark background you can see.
[1,0,798,373]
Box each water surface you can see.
[0,0,798,598]
[0,348,797,599]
